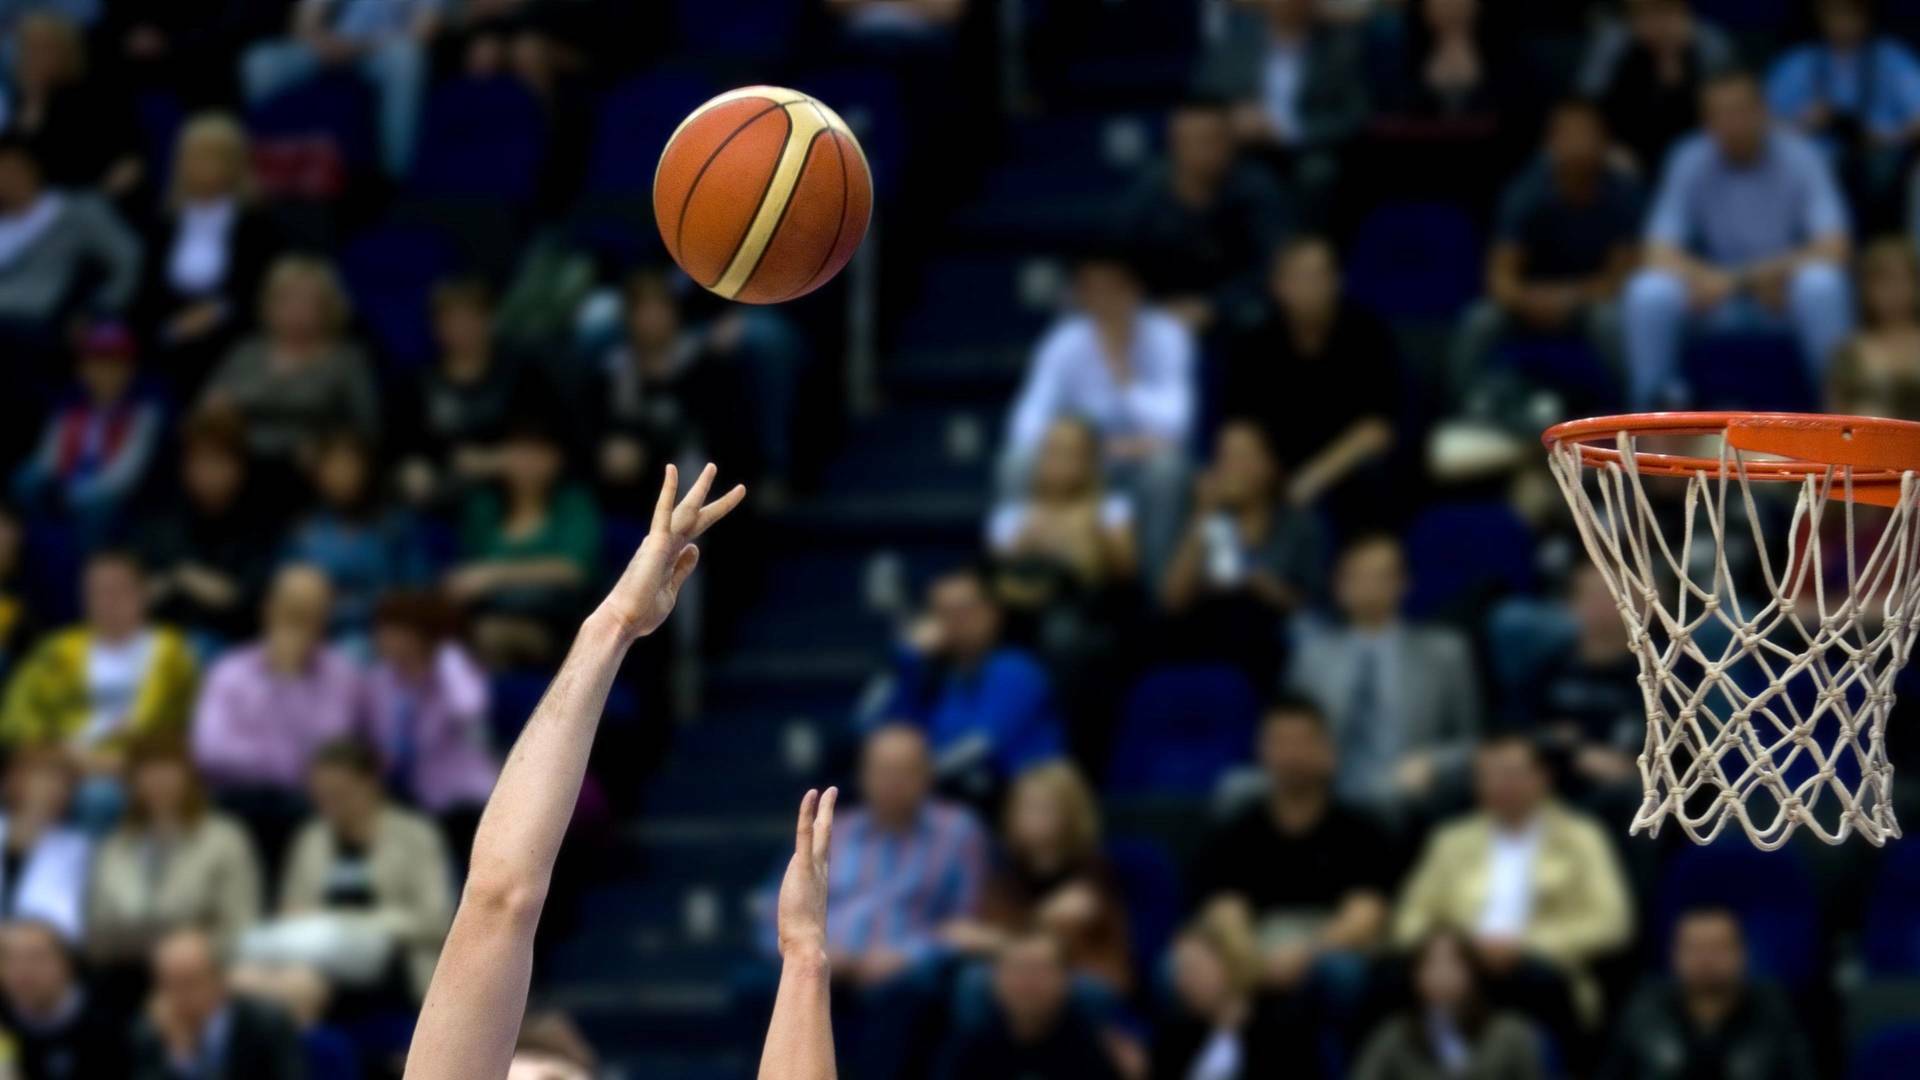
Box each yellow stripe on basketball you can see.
[709,100,832,300]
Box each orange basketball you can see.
[653,86,873,305]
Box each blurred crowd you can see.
[772,1,1920,1079]
[0,0,1915,1078]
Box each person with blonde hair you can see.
[945,761,1132,994]
[1,10,143,196]
[1829,235,1920,418]
[199,253,378,461]
[1153,904,1287,1079]
[140,112,282,393]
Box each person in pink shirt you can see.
[364,589,497,857]
[191,563,363,866]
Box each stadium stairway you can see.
[537,104,1151,1076]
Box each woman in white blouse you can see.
[138,112,281,394]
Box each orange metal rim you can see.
[1542,411,1920,508]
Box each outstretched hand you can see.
[602,463,746,640]
[777,787,838,960]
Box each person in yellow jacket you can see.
[0,551,197,767]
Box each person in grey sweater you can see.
[0,135,141,339]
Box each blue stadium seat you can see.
[246,68,380,176]
[1652,840,1823,988]
[1682,330,1817,413]
[1851,1023,1920,1080]
[1344,202,1483,322]
[673,0,802,61]
[1106,664,1260,796]
[585,70,719,197]
[407,77,548,204]
[1863,840,1920,973]
[134,89,187,190]
[337,222,459,370]
[1404,502,1536,619]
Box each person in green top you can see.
[446,420,600,667]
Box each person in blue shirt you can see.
[1622,70,1854,408]
[870,565,1066,803]
[1766,0,1920,215]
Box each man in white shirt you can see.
[1004,253,1196,577]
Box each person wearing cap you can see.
[11,321,163,541]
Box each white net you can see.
[1547,429,1920,849]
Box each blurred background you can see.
[5,0,1920,1077]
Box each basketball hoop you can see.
[1543,412,1920,849]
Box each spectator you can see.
[933,929,1124,1080]
[86,740,263,974]
[1393,735,1633,1031]
[1003,252,1194,576]
[364,590,497,836]
[1623,70,1854,409]
[783,725,984,976]
[1829,236,1920,417]
[1288,535,1481,813]
[240,0,443,176]
[1371,0,1531,198]
[10,322,164,541]
[0,11,143,197]
[1162,420,1328,684]
[594,269,754,501]
[1194,0,1368,222]
[284,430,428,639]
[394,278,524,508]
[1191,699,1394,1000]
[1579,0,1736,172]
[192,565,363,839]
[1152,905,1287,1079]
[1598,907,1814,1080]
[135,927,305,1080]
[272,739,453,1000]
[0,507,30,680]
[99,0,267,108]
[943,762,1131,994]
[0,550,197,764]
[763,724,984,1078]
[0,919,129,1078]
[1351,928,1547,1080]
[826,0,964,43]
[1116,97,1290,331]
[0,752,88,939]
[200,254,379,463]
[1451,99,1643,397]
[1519,564,1642,808]
[138,112,282,396]
[1219,238,1400,528]
[447,418,600,668]
[1767,0,1920,221]
[986,417,1138,593]
[869,566,1065,797]
[138,411,282,643]
[0,136,140,360]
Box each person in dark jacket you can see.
[1598,906,1815,1080]
[134,928,305,1080]
[933,929,1123,1080]
[0,918,132,1080]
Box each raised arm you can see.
[759,787,840,1080]
[403,464,745,1080]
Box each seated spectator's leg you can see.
[240,39,322,106]
[1447,299,1511,405]
[1121,449,1190,589]
[1305,949,1374,1076]
[1786,260,1854,384]
[1622,268,1690,409]
[948,959,996,1033]
[360,37,429,176]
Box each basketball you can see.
[653,86,873,305]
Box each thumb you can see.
[669,544,700,591]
